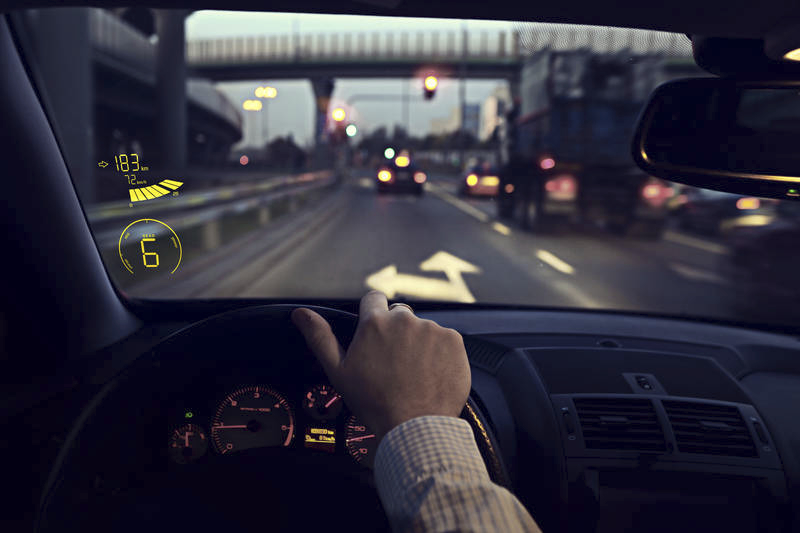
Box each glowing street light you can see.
[256,86,278,98]
[242,99,263,111]
[345,124,358,137]
[384,147,396,159]
[332,107,346,122]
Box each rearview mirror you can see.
[632,78,800,201]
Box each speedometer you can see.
[211,386,295,454]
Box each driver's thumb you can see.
[291,308,345,378]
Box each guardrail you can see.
[90,170,335,247]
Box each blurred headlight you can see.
[395,156,410,167]
[466,174,478,186]
[480,176,500,186]
[378,170,393,182]
[736,197,761,210]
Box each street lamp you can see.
[242,99,263,111]
[256,86,278,99]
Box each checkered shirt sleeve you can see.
[374,416,542,533]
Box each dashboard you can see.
[35,305,800,533]
[168,378,376,468]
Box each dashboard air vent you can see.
[573,398,665,452]
[664,401,757,457]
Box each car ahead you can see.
[672,187,778,236]
[376,152,426,196]
[727,201,800,316]
[459,163,500,197]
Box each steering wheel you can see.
[36,305,509,532]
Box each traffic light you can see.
[423,76,438,100]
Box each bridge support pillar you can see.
[155,10,188,171]
[33,8,94,202]
[310,77,335,168]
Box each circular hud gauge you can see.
[118,218,182,275]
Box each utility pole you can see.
[459,22,468,168]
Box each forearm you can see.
[374,416,542,533]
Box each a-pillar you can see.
[32,8,94,202]
[155,9,188,172]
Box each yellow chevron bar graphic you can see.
[128,180,184,202]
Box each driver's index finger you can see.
[359,290,389,319]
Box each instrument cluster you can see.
[168,383,377,468]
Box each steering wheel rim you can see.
[37,304,509,532]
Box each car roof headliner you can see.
[5,0,800,40]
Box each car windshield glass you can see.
[12,8,800,327]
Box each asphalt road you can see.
[125,169,800,327]
[151,171,756,324]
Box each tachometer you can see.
[211,386,295,454]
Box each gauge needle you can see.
[346,434,375,443]
[184,431,193,447]
[324,394,341,408]
[213,425,247,429]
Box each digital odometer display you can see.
[211,386,295,454]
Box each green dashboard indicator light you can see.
[185,411,194,419]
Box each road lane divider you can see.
[535,249,576,275]
[664,230,729,255]
[492,222,511,236]
[669,262,729,285]
[428,183,490,222]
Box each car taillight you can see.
[378,169,392,182]
[544,174,577,201]
[641,180,669,207]
[413,172,427,184]
[466,174,478,187]
[539,157,555,170]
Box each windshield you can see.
[13,8,800,327]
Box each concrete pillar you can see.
[311,77,334,145]
[33,8,94,202]
[155,9,188,171]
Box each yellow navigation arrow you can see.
[365,251,481,303]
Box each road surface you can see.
[129,172,771,326]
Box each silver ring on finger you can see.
[389,302,414,314]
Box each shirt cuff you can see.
[374,416,490,511]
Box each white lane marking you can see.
[669,262,729,285]
[551,279,601,308]
[535,249,575,275]
[664,230,729,255]
[429,185,490,222]
[492,222,511,236]
[365,250,481,303]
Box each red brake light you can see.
[413,172,427,184]
[540,157,556,170]
[544,174,577,200]
[641,181,669,207]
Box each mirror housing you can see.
[632,78,800,201]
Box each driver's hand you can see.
[291,291,471,442]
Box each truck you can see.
[497,50,704,238]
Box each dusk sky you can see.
[186,11,513,147]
